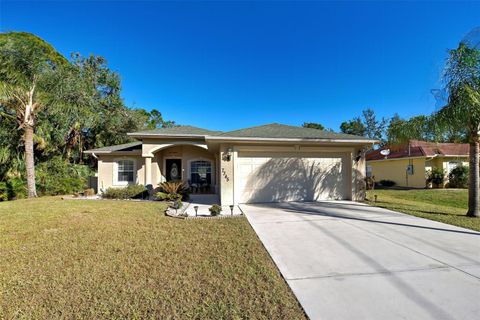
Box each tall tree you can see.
[340,117,366,136]
[386,113,467,145]
[438,42,480,217]
[340,108,386,144]
[362,108,387,141]
[302,122,325,130]
[0,32,68,197]
[134,108,178,130]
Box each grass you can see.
[365,189,480,231]
[0,197,305,319]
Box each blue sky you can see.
[1,1,479,131]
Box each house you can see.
[85,123,376,205]
[366,140,469,188]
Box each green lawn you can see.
[0,198,305,319]
[365,189,480,231]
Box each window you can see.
[190,160,212,185]
[448,161,460,174]
[117,160,134,183]
[366,165,372,178]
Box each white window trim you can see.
[187,158,215,187]
[113,158,137,186]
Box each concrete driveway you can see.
[242,201,480,320]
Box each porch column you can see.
[144,156,152,185]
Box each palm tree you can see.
[0,32,67,197]
[438,43,480,217]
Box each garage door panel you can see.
[236,153,349,203]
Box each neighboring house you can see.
[85,123,375,205]
[366,140,469,188]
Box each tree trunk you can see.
[24,125,37,198]
[467,140,479,217]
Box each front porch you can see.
[142,143,220,195]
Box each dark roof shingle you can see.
[128,125,223,136]
[220,123,372,140]
[84,141,142,154]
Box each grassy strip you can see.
[0,197,305,319]
[365,189,479,232]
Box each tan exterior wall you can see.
[96,141,368,202]
[97,145,216,192]
[218,144,365,205]
[97,154,145,191]
[367,158,426,188]
[425,157,469,173]
[154,145,217,190]
[219,144,235,205]
[368,156,469,188]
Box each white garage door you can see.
[235,152,350,203]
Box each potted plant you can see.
[209,204,222,216]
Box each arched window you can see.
[117,160,135,183]
[190,160,212,185]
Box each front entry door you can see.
[166,159,182,181]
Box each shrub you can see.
[84,188,96,196]
[379,179,396,187]
[158,181,190,200]
[427,167,445,187]
[0,178,27,201]
[448,165,469,188]
[36,157,92,196]
[209,204,222,216]
[102,184,147,199]
[155,192,182,202]
[0,182,8,201]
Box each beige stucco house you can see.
[366,140,469,188]
[85,123,376,205]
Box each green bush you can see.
[448,165,469,188]
[379,179,396,187]
[0,178,27,201]
[0,182,8,201]
[427,167,445,187]
[102,184,147,199]
[36,157,92,196]
[209,204,222,216]
[155,192,182,202]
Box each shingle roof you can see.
[220,123,373,140]
[84,141,142,154]
[86,123,374,154]
[366,140,469,161]
[128,125,223,137]
[127,123,373,141]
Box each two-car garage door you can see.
[235,152,350,203]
